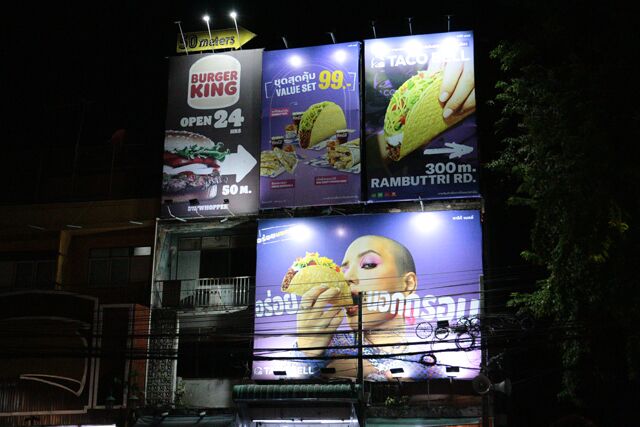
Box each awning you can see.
[233,384,359,401]
[132,414,235,427]
[366,418,481,427]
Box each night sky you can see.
[5,1,486,140]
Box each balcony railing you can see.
[152,276,254,310]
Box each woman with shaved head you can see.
[295,235,442,380]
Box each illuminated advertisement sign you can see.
[253,211,482,381]
[162,50,262,218]
[260,43,361,208]
[364,31,479,201]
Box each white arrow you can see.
[218,144,257,182]
[423,142,474,159]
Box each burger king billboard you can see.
[162,50,263,218]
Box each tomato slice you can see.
[164,152,220,169]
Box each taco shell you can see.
[284,265,351,306]
[384,71,471,161]
[298,102,347,149]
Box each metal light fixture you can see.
[435,320,450,340]
[390,367,404,378]
[127,394,139,409]
[230,11,241,49]
[105,394,116,410]
[203,14,213,51]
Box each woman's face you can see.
[340,236,407,327]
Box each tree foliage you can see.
[488,3,640,407]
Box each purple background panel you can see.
[260,43,361,208]
[253,211,483,381]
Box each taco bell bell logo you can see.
[188,55,241,109]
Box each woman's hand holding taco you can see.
[297,284,345,357]
[438,59,475,121]
[280,252,349,357]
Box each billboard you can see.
[253,211,483,381]
[260,43,361,208]
[364,31,479,202]
[162,50,262,218]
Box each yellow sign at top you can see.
[177,27,257,53]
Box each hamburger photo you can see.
[162,130,229,202]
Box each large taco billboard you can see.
[364,31,479,202]
[253,211,483,381]
[162,50,262,218]
[260,43,361,208]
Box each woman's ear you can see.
[402,272,417,294]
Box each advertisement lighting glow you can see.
[289,224,313,241]
[403,39,423,57]
[288,55,303,67]
[332,49,347,63]
[439,36,461,60]
[411,212,441,232]
[370,41,390,57]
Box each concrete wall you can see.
[182,378,244,408]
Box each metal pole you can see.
[357,292,363,387]
[357,292,365,426]
[231,15,241,50]
[480,275,491,427]
[205,18,214,52]
[175,21,189,55]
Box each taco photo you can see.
[298,101,347,149]
[383,71,472,161]
[281,252,351,306]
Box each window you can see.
[0,259,56,289]
[89,246,151,287]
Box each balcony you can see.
[152,276,254,312]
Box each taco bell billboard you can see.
[253,211,483,381]
[260,43,361,208]
[162,50,262,218]
[364,31,479,202]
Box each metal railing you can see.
[152,276,254,310]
